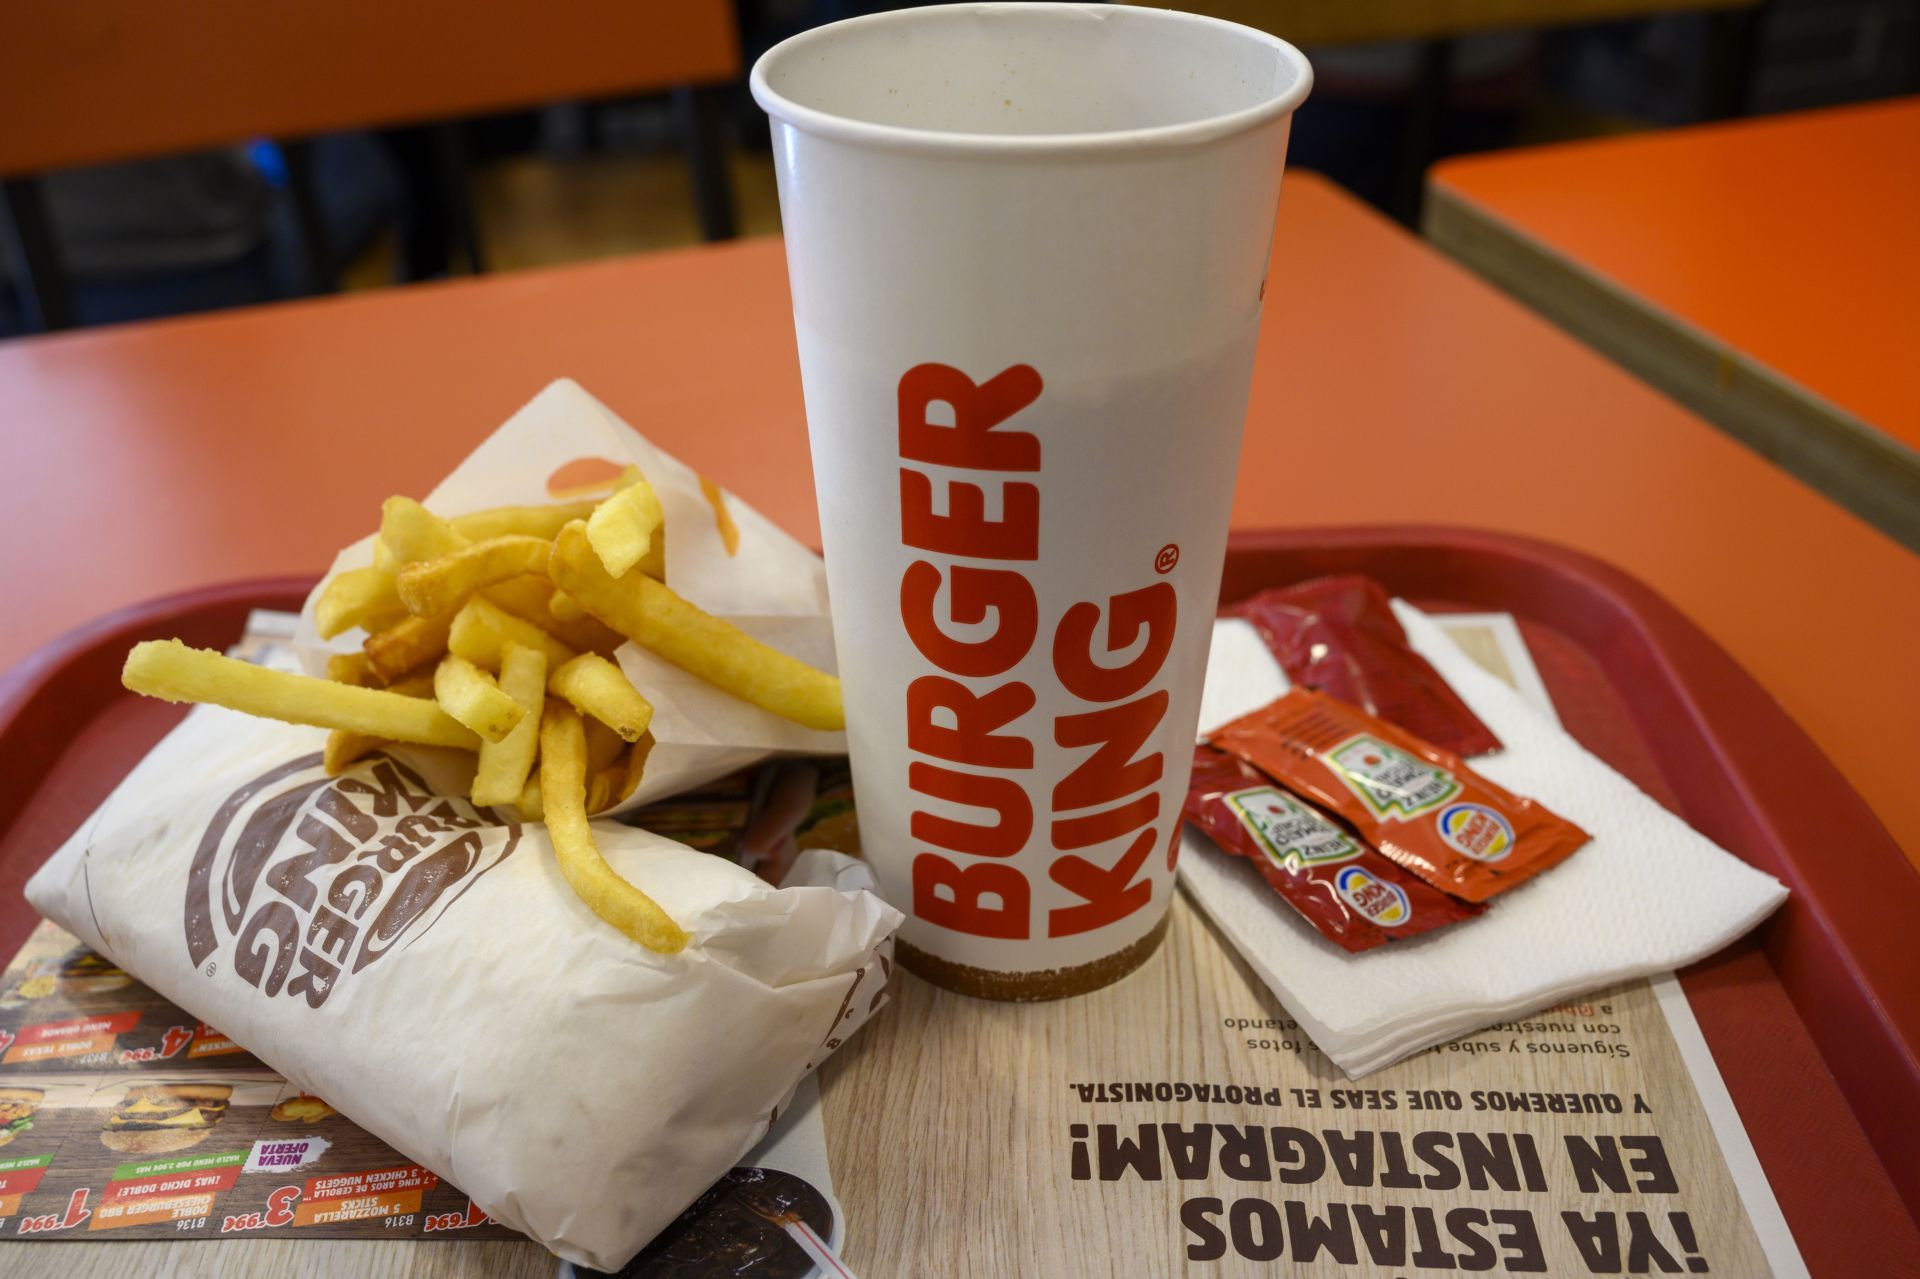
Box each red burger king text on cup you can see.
[898,363,1176,943]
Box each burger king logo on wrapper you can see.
[185,753,520,1009]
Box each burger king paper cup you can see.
[753,4,1311,998]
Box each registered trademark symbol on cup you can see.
[1154,544,1180,574]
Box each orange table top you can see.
[2,172,1917,867]
[1431,97,1920,451]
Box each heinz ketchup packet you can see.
[1184,746,1480,953]
[1209,688,1588,902]
[1227,577,1500,757]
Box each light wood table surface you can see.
[1427,98,1920,550]
[2,171,1919,1274]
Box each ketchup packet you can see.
[1208,688,1589,902]
[1226,576,1501,757]
[1184,746,1482,953]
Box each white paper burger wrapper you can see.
[26,704,901,1271]
[291,376,846,808]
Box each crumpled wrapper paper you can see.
[27,705,901,1270]
[291,377,846,808]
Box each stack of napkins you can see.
[1181,603,1788,1077]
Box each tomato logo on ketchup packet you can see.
[1326,735,1460,820]
[1223,787,1363,873]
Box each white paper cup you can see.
[754,3,1310,999]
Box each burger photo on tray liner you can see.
[58,949,132,999]
[0,1087,44,1147]
[98,1082,233,1155]
[271,1093,338,1124]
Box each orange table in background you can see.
[2,173,1917,874]
[1427,98,1920,550]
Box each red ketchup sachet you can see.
[1225,575,1501,757]
[1208,688,1589,904]
[1184,745,1482,953]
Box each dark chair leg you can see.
[1701,5,1762,120]
[381,122,485,279]
[280,140,340,295]
[383,126,449,281]
[1,178,75,332]
[433,122,486,274]
[1392,37,1455,229]
[674,84,738,242]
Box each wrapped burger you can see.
[27,710,897,1268]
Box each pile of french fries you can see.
[121,468,842,953]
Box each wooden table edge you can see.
[1422,179,1920,554]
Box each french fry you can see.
[472,643,546,808]
[550,653,654,743]
[433,655,526,743]
[516,776,544,823]
[599,731,654,810]
[397,536,551,618]
[545,612,627,660]
[124,640,479,749]
[371,536,401,575]
[315,567,407,640]
[584,716,626,774]
[324,730,384,775]
[481,576,624,656]
[387,673,436,699]
[550,521,843,731]
[322,674,434,775]
[451,501,597,544]
[380,496,465,564]
[363,612,454,683]
[637,532,666,582]
[586,476,665,578]
[480,573,559,625]
[548,590,587,622]
[539,703,688,952]
[448,597,576,672]
[326,652,379,687]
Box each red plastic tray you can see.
[1,529,1916,1277]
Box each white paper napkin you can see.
[1179,605,1788,1077]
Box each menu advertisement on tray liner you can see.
[0,919,520,1244]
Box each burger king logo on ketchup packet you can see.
[1334,865,1412,928]
[1437,802,1515,862]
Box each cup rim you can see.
[749,2,1313,157]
